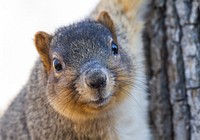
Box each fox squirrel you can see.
[0,0,151,139]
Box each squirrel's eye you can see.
[111,41,118,55]
[53,58,63,72]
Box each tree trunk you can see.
[144,0,200,140]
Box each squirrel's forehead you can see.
[49,21,113,53]
[51,32,111,50]
[51,22,111,43]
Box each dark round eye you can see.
[53,58,63,72]
[111,41,118,55]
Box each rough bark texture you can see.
[144,0,200,140]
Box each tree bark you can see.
[144,0,200,140]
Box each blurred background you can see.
[0,0,100,115]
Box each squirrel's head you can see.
[34,11,134,121]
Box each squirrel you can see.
[0,0,151,139]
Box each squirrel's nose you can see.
[85,69,107,89]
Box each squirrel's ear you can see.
[96,11,117,44]
[34,31,52,74]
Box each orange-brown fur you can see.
[96,11,118,44]
[34,32,52,74]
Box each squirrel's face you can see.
[34,11,134,121]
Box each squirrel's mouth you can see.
[89,94,113,107]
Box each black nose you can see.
[85,69,107,89]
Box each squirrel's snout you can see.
[85,69,107,89]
